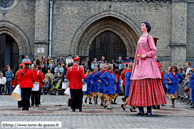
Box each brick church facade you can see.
[0,0,193,71]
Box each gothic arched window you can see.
[0,0,14,8]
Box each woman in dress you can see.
[168,66,184,108]
[127,21,167,116]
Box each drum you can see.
[64,88,71,99]
[32,82,40,91]
[11,85,21,101]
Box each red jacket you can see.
[14,69,22,87]
[34,69,44,89]
[160,72,164,82]
[121,69,128,86]
[65,64,86,89]
[18,68,35,88]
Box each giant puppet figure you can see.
[127,22,166,116]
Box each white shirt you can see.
[66,58,74,66]
[186,67,192,75]
[0,77,6,85]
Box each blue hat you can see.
[192,65,194,68]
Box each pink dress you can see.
[131,35,161,80]
[127,35,167,107]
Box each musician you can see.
[31,65,44,107]
[18,61,35,111]
[65,57,86,112]
[14,63,24,108]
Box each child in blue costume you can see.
[84,70,93,104]
[189,65,194,108]
[90,67,99,105]
[167,66,184,108]
[121,63,136,112]
[92,64,107,106]
[113,69,120,104]
[100,64,118,109]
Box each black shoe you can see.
[170,105,175,108]
[145,113,152,116]
[137,112,144,116]
[31,104,34,107]
[130,109,137,112]
[89,102,93,104]
[121,104,125,111]
[72,109,75,112]
[153,105,156,109]
[79,109,82,112]
[190,106,194,108]
[103,105,107,108]
[22,109,25,111]
[26,109,29,111]
[107,108,112,110]
[157,105,160,109]
[100,103,103,106]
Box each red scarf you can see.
[106,70,113,76]
[126,69,132,73]
[93,72,96,74]
[114,73,119,81]
[101,69,105,75]
[171,71,177,78]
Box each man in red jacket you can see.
[65,56,86,112]
[18,61,35,111]
[14,63,24,108]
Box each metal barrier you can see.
[176,82,193,106]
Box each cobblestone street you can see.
[0,95,194,129]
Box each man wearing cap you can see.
[124,55,132,63]
[189,65,194,108]
[65,56,86,112]
[18,61,35,111]
[14,63,24,108]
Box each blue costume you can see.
[167,72,184,95]
[100,71,116,95]
[125,70,132,97]
[115,80,120,94]
[189,72,194,105]
[93,70,105,94]
[84,75,92,95]
[90,73,99,93]
[163,73,168,93]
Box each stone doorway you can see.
[89,30,127,63]
[0,34,19,73]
